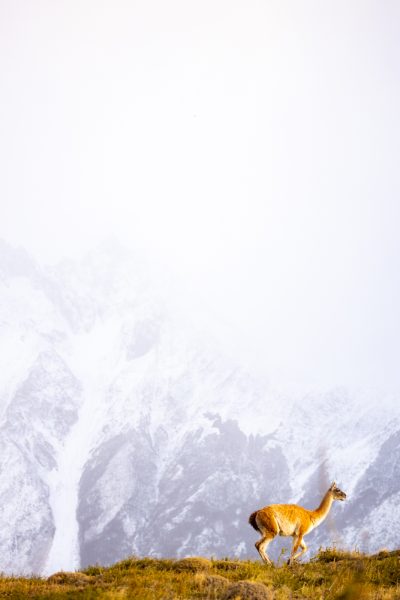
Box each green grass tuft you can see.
[0,549,399,598]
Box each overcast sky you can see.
[1,0,400,390]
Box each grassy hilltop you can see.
[1,549,400,599]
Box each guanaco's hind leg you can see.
[255,534,275,565]
[254,508,279,565]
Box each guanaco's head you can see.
[329,481,347,501]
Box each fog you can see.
[1,0,400,390]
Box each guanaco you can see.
[249,481,346,565]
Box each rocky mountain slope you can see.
[0,240,398,575]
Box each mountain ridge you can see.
[0,239,398,575]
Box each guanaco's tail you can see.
[248,511,260,532]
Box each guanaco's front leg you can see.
[293,538,307,561]
[288,534,305,565]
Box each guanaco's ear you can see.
[330,481,336,490]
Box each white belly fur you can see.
[275,516,299,537]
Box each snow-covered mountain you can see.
[0,240,399,575]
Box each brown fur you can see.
[249,482,346,566]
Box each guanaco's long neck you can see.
[310,491,333,525]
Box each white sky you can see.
[1,0,400,390]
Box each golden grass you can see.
[1,549,400,599]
